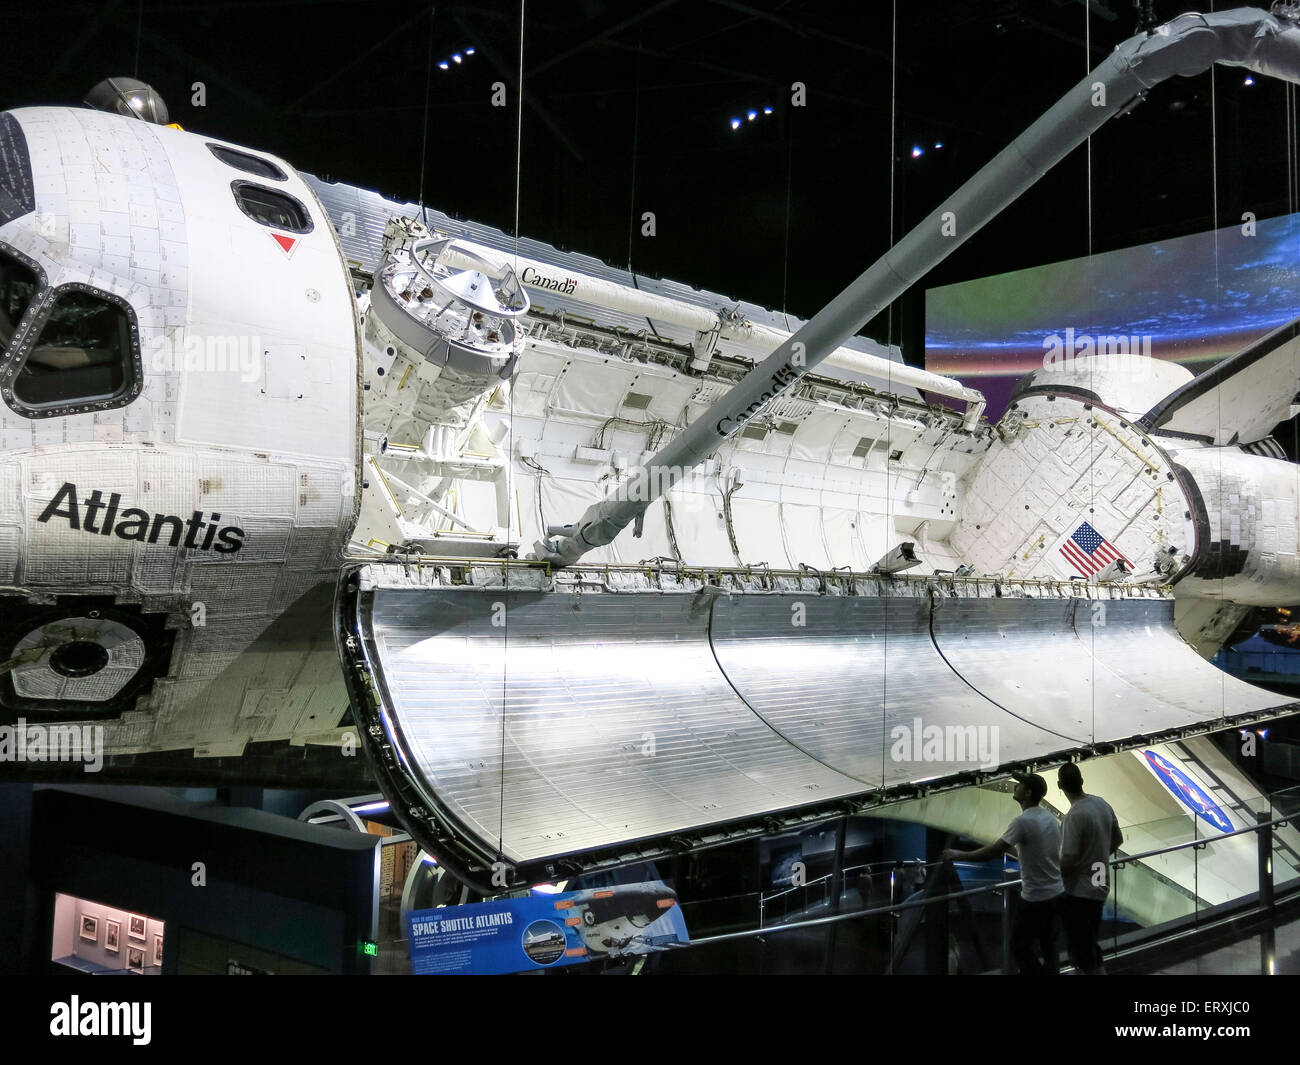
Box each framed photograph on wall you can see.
[104,920,120,953]
[128,914,146,940]
[127,946,144,973]
[151,934,163,968]
[79,915,98,943]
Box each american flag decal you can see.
[1058,520,1131,576]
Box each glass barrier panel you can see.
[1272,794,1300,894]
[1113,813,1199,931]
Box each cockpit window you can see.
[208,143,287,182]
[0,249,41,354]
[11,286,137,410]
[231,181,312,234]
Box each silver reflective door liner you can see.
[927,597,1255,740]
[338,565,1295,889]
[707,594,1078,785]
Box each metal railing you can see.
[656,803,1296,975]
[757,859,929,928]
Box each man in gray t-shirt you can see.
[943,772,1063,975]
[1057,762,1123,974]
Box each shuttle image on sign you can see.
[566,883,684,959]
[3,7,1300,891]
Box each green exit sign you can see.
[360,940,378,957]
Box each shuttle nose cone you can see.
[84,77,169,125]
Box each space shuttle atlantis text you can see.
[37,482,246,553]
[410,911,514,935]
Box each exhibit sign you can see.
[406,881,689,975]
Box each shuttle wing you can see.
[1139,316,1300,445]
[336,563,1295,889]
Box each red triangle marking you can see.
[271,232,297,255]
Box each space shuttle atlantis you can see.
[3,8,1300,889]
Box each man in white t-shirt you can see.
[1057,761,1123,975]
[942,772,1063,975]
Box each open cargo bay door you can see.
[335,561,1296,891]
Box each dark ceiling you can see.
[3,0,1297,362]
